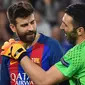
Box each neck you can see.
[76,37,85,45]
[22,33,40,49]
[30,33,40,46]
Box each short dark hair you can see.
[65,3,85,29]
[7,1,35,25]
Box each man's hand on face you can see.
[1,39,27,62]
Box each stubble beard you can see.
[66,30,78,45]
[17,30,37,44]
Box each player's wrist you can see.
[11,43,27,61]
[18,51,27,62]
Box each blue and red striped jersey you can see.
[1,33,63,85]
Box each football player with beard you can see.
[0,1,63,85]
[2,3,85,85]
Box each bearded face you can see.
[60,13,79,45]
[14,14,37,44]
[65,29,78,45]
[16,29,36,44]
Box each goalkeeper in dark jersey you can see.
[2,2,85,85]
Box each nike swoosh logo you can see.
[10,61,18,65]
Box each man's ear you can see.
[77,27,84,36]
[9,24,16,32]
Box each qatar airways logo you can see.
[10,73,34,85]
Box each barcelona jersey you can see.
[1,33,63,85]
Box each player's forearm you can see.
[20,56,66,85]
[20,56,49,85]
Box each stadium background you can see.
[0,0,85,84]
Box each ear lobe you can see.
[9,24,16,32]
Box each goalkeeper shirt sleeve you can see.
[55,44,84,78]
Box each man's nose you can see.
[60,24,63,30]
[27,24,33,30]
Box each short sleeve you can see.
[55,46,83,78]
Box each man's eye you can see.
[21,24,28,27]
[31,20,35,24]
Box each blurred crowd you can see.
[0,0,84,51]
[0,0,85,83]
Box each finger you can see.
[1,42,11,52]
[1,41,9,49]
[17,41,23,44]
[1,51,5,55]
[4,41,9,45]
[9,39,15,44]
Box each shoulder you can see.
[40,33,60,46]
[39,34,63,56]
[66,41,85,56]
[63,42,85,63]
